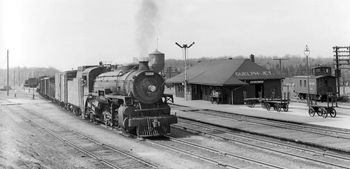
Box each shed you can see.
[166,58,283,104]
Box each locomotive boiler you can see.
[85,50,177,137]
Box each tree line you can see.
[0,67,60,87]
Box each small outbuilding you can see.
[166,58,283,104]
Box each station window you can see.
[300,80,302,87]
[304,80,307,87]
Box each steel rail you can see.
[173,119,350,169]
[12,106,158,169]
[166,136,285,169]
[171,104,350,138]
[177,120,350,162]
[144,138,240,169]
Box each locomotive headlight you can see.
[148,85,157,92]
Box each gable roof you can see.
[166,59,282,86]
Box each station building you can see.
[166,57,283,104]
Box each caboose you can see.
[293,66,336,101]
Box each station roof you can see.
[166,59,282,86]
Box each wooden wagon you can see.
[308,94,337,118]
[262,99,290,112]
[308,105,336,118]
[243,98,261,108]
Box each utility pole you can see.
[18,66,20,87]
[333,46,350,98]
[304,45,310,109]
[273,58,289,76]
[7,49,9,96]
[13,68,15,87]
[175,42,195,101]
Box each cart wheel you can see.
[265,103,271,111]
[90,113,96,122]
[276,104,281,112]
[283,104,289,112]
[321,108,328,118]
[316,109,322,116]
[308,108,315,117]
[330,108,336,118]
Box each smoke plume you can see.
[136,0,160,59]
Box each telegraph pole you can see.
[18,66,20,87]
[13,69,15,87]
[175,42,195,101]
[273,58,289,76]
[304,45,310,109]
[333,46,350,97]
[7,49,9,96]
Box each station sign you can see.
[249,80,264,84]
[235,71,272,77]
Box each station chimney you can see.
[250,54,255,63]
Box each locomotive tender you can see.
[292,66,336,101]
[38,50,177,137]
[24,77,39,88]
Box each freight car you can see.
[292,66,336,101]
[38,50,177,137]
[38,76,55,100]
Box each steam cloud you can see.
[136,0,159,59]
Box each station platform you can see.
[170,96,350,153]
[171,97,350,130]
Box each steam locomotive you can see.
[38,50,177,137]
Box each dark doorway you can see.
[255,84,264,98]
[191,85,203,100]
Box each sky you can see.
[0,0,349,71]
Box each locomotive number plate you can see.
[145,72,154,76]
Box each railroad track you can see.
[145,136,283,169]
[6,98,350,169]
[170,104,350,140]
[7,105,157,169]
[172,118,350,169]
[10,101,301,169]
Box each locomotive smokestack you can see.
[250,54,255,63]
[138,57,150,71]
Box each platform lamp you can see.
[175,42,195,101]
[304,45,310,109]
